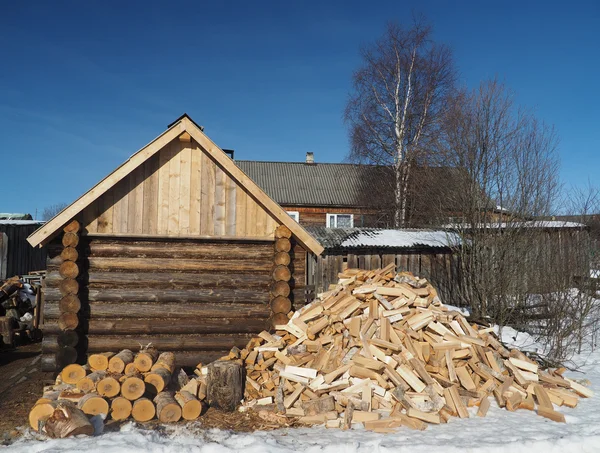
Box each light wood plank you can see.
[142,154,159,235]
[255,199,267,236]
[112,178,128,233]
[167,141,181,235]
[157,142,171,234]
[179,143,192,235]
[82,200,99,234]
[235,186,247,236]
[189,142,201,235]
[214,166,226,235]
[225,174,236,236]
[245,195,258,236]
[200,152,215,235]
[97,192,114,234]
[265,214,277,238]
[133,165,144,234]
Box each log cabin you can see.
[27,114,323,371]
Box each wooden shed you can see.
[27,114,323,371]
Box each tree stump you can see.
[207,361,244,412]
[44,403,94,438]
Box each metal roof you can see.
[305,226,461,250]
[235,161,389,207]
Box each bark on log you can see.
[41,354,57,372]
[76,370,106,393]
[110,396,132,421]
[144,367,171,393]
[57,330,79,348]
[97,375,121,398]
[60,364,86,385]
[274,251,291,266]
[270,281,290,298]
[56,346,78,368]
[86,241,274,260]
[108,349,134,373]
[59,278,79,296]
[274,238,291,253]
[83,271,270,289]
[274,225,292,239]
[86,257,271,273]
[272,313,289,327]
[58,313,78,331]
[59,261,79,279]
[88,352,114,371]
[271,296,292,314]
[77,393,109,417]
[151,352,176,373]
[207,361,244,412]
[45,287,269,304]
[134,347,159,372]
[121,376,145,400]
[175,391,203,420]
[29,401,58,431]
[44,403,94,438]
[45,303,270,320]
[154,392,182,423]
[62,232,80,248]
[131,397,155,422]
[59,295,81,313]
[272,265,291,282]
[63,220,81,234]
[44,317,270,336]
[60,247,79,262]
[44,334,255,353]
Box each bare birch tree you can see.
[345,19,455,227]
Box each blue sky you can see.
[1,1,599,217]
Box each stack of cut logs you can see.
[271,225,293,327]
[220,265,593,432]
[52,219,82,371]
[29,348,206,438]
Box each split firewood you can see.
[44,402,94,438]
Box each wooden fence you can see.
[307,247,461,305]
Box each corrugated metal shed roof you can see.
[305,226,461,250]
[235,161,389,207]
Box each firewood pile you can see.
[29,348,207,438]
[219,265,593,432]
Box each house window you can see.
[327,213,353,228]
[287,211,300,222]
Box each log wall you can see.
[41,236,305,370]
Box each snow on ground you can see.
[7,324,600,453]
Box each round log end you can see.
[274,237,292,253]
[132,397,155,422]
[271,296,292,314]
[59,278,79,296]
[97,376,121,398]
[271,313,289,327]
[29,402,57,431]
[275,224,292,239]
[110,397,132,421]
[59,261,79,279]
[272,265,291,282]
[60,247,79,262]
[60,363,86,385]
[121,376,145,400]
[62,232,80,248]
[59,295,81,314]
[270,281,291,298]
[274,251,291,266]
[63,219,81,234]
[78,394,109,417]
[58,312,79,331]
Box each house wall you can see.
[281,206,382,228]
[0,223,47,278]
[80,138,278,238]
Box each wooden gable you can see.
[80,137,278,238]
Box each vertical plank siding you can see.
[80,137,278,239]
[0,223,47,276]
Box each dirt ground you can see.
[0,343,54,443]
[0,344,290,445]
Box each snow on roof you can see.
[0,220,44,226]
[305,226,461,250]
[443,220,586,229]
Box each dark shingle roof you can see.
[235,161,390,207]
